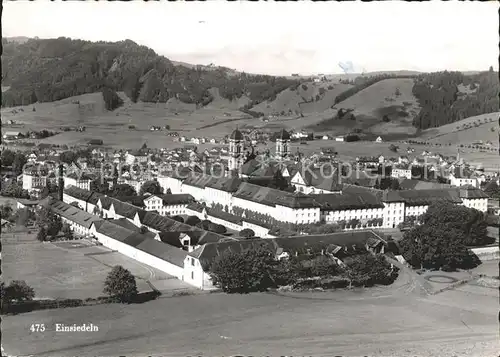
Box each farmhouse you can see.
[448,169,480,188]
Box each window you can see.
[191,272,194,280]
[191,258,195,266]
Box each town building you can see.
[63,172,92,190]
[125,150,149,165]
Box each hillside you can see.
[1,37,301,108]
[417,112,499,145]
[303,78,421,137]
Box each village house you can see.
[391,165,412,180]
[22,167,47,193]
[143,193,195,216]
[125,150,149,165]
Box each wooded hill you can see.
[1,37,301,108]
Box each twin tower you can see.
[228,128,291,171]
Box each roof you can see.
[399,179,452,191]
[186,202,205,213]
[233,182,320,209]
[159,194,195,205]
[92,220,187,267]
[64,186,104,204]
[189,230,385,271]
[110,198,143,219]
[459,186,490,199]
[383,188,463,205]
[49,200,103,229]
[206,208,243,225]
[312,191,384,211]
[276,129,291,141]
[135,238,187,267]
[229,129,244,141]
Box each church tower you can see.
[275,129,291,159]
[228,128,244,174]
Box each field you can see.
[2,265,498,357]
[1,229,192,299]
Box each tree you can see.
[382,115,390,122]
[90,178,110,194]
[0,203,13,222]
[12,152,27,175]
[36,207,62,237]
[139,180,163,196]
[343,253,398,287]
[239,228,255,238]
[1,149,16,167]
[62,223,72,236]
[209,223,227,234]
[172,215,184,223]
[111,184,137,197]
[210,244,275,293]
[399,225,480,271]
[102,87,124,111]
[141,142,148,150]
[12,207,33,226]
[103,265,138,303]
[389,144,399,153]
[483,181,500,199]
[166,188,172,194]
[36,227,48,242]
[0,182,29,199]
[3,280,35,302]
[139,226,149,234]
[421,202,489,246]
[185,215,201,226]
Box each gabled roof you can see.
[64,186,104,205]
[49,200,103,228]
[399,179,451,191]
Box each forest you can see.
[1,37,300,108]
[411,69,499,129]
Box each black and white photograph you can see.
[1,1,499,356]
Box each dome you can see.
[276,128,291,141]
[230,129,244,141]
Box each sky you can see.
[3,1,499,76]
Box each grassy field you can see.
[305,78,421,137]
[1,230,190,299]
[2,274,497,357]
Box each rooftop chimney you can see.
[58,164,64,201]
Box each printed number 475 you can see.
[30,324,45,332]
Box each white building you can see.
[63,172,92,190]
[391,166,412,180]
[448,171,480,188]
[22,167,47,192]
[143,193,194,216]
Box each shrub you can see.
[238,228,255,238]
[103,265,138,303]
[343,254,398,287]
[36,227,48,242]
[185,216,201,226]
